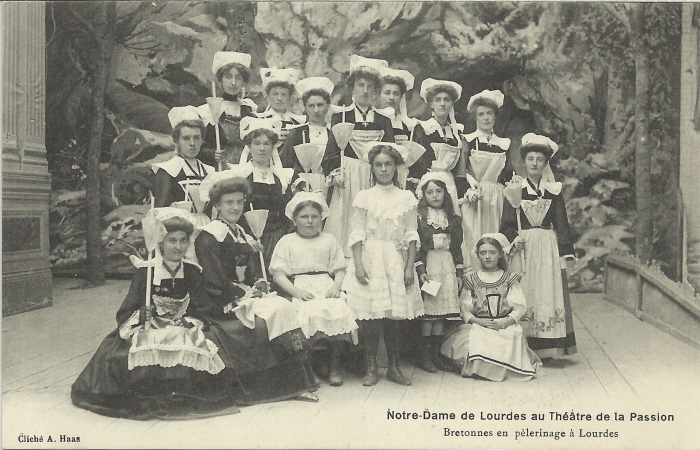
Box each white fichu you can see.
[294,143,324,173]
[430,142,460,171]
[244,208,270,282]
[503,180,526,272]
[331,122,355,180]
[401,141,427,168]
[178,180,206,214]
[294,143,325,192]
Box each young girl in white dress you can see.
[269,192,358,387]
[414,172,465,373]
[441,233,542,381]
[343,143,424,387]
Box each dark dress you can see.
[195,220,317,404]
[500,179,577,358]
[321,105,395,176]
[461,130,513,186]
[237,169,293,274]
[71,263,238,420]
[411,117,473,197]
[279,123,330,188]
[416,207,464,319]
[198,96,257,167]
[152,157,214,211]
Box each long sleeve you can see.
[194,232,248,307]
[551,194,575,256]
[449,218,464,275]
[153,169,174,208]
[500,200,519,243]
[403,206,419,246]
[183,264,210,323]
[116,268,147,326]
[409,124,433,180]
[497,149,514,186]
[506,280,527,322]
[378,115,395,143]
[415,216,429,276]
[321,127,341,175]
[346,205,368,249]
[279,126,301,170]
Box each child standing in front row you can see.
[269,191,358,387]
[414,172,464,373]
[343,143,424,387]
[440,233,541,381]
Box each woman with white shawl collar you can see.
[500,134,577,360]
[195,169,320,403]
[197,51,258,168]
[152,106,215,212]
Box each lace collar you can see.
[426,207,449,230]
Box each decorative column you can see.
[680,4,700,291]
[2,2,52,315]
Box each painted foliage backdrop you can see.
[46,1,681,291]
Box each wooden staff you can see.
[145,193,155,330]
[249,204,268,284]
[212,81,222,172]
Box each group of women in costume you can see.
[72,51,578,419]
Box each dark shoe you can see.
[328,343,344,387]
[431,335,453,372]
[363,354,379,386]
[386,356,412,386]
[418,338,437,373]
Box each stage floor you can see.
[3,278,700,449]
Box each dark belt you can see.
[289,271,332,283]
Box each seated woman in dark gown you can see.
[71,208,237,420]
[195,169,319,403]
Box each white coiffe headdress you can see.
[212,51,252,74]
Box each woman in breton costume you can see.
[197,51,258,168]
[279,76,334,197]
[152,106,215,213]
[195,170,319,403]
[256,67,306,149]
[376,67,424,191]
[500,133,577,359]
[321,55,395,256]
[460,90,513,270]
[71,208,235,419]
[410,79,477,202]
[225,117,294,272]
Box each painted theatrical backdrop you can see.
[5,0,699,343]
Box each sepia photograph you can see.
[2,1,700,448]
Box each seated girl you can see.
[71,208,234,419]
[441,233,542,382]
[195,170,319,403]
[269,192,358,387]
